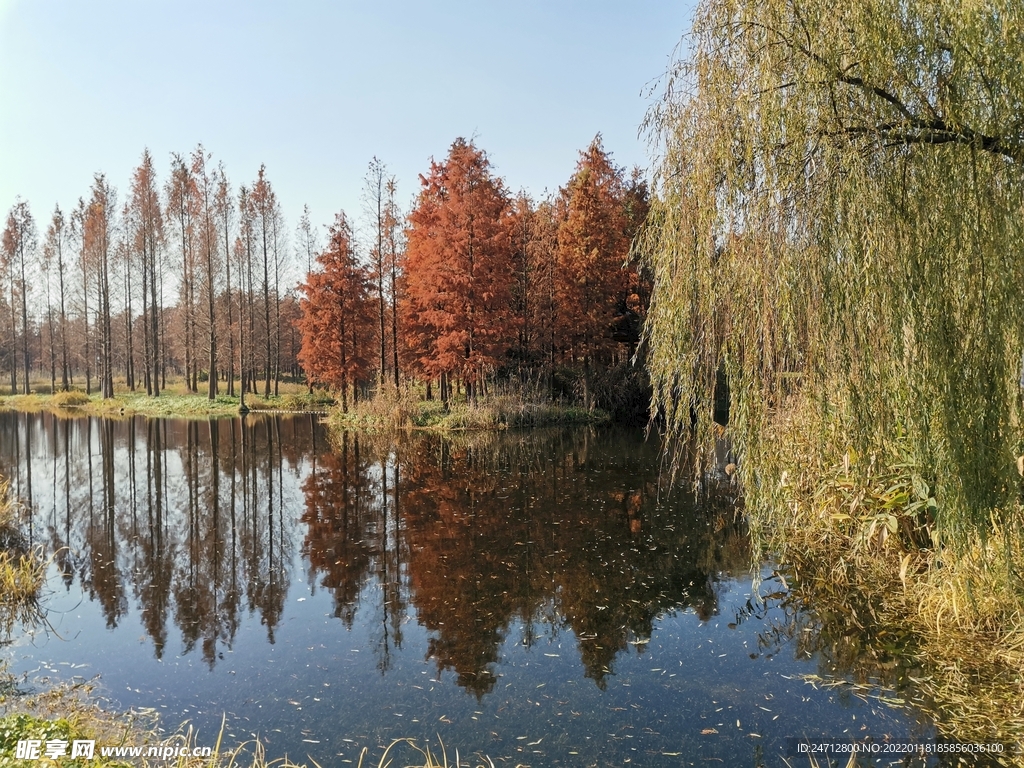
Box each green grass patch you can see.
[0,389,335,420]
[0,713,134,767]
[244,391,335,413]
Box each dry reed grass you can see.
[0,484,45,639]
[330,383,603,432]
[749,395,1024,754]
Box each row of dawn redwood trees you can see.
[0,146,301,400]
[298,135,650,410]
[0,134,648,412]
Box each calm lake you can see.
[1,412,950,765]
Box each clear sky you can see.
[0,0,693,251]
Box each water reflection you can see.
[3,413,966,766]
[0,413,746,692]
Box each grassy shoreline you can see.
[0,487,45,640]
[327,386,609,432]
[0,385,608,431]
[0,390,335,419]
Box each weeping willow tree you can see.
[642,0,1024,553]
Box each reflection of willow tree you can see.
[397,429,749,694]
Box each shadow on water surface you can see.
[0,412,994,766]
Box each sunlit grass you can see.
[0,377,332,419]
[746,392,1024,750]
[329,383,606,432]
[0,484,45,639]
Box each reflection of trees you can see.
[300,428,750,696]
[395,429,749,693]
[83,418,127,628]
[1,413,749,695]
[301,431,407,670]
[301,433,373,625]
[174,420,244,666]
[231,417,289,646]
[0,412,299,665]
[135,419,173,658]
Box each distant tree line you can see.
[2,135,650,416]
[1,146,304,400]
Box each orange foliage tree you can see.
[555,135,632,372]
[401,138,513,403]
[297,212,372,411]
[507,192,559,377]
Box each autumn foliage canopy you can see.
[401,139,513,398]
[294,134,649,412]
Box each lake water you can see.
[0,412,953,765]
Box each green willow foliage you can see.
[641,0,1024,546]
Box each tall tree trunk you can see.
[224,212,235,397]
[82,259,92,395]
[18,244,30,394]
[46,304,56,393]
[100,230,114,399]
[262,226,271,399]
[272,230,281,397]
[125,262,135,391]
[7,263,17,394]
[141,238,152,395]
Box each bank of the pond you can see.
[0,692,486,768]
[0,489,44,639]
[327,388,608,432]
[2,636,496,768]
[746,405,1024,756]
[0,389,607,431]
[0,391,334,419]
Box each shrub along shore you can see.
[327,384,608,432]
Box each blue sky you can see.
[0,0,693,249]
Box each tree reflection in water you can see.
[301,427,748,696]
[0,413,748,695]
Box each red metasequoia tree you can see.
[297,212,372,411]
[401,138,513,404]
[555,135,632,371]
